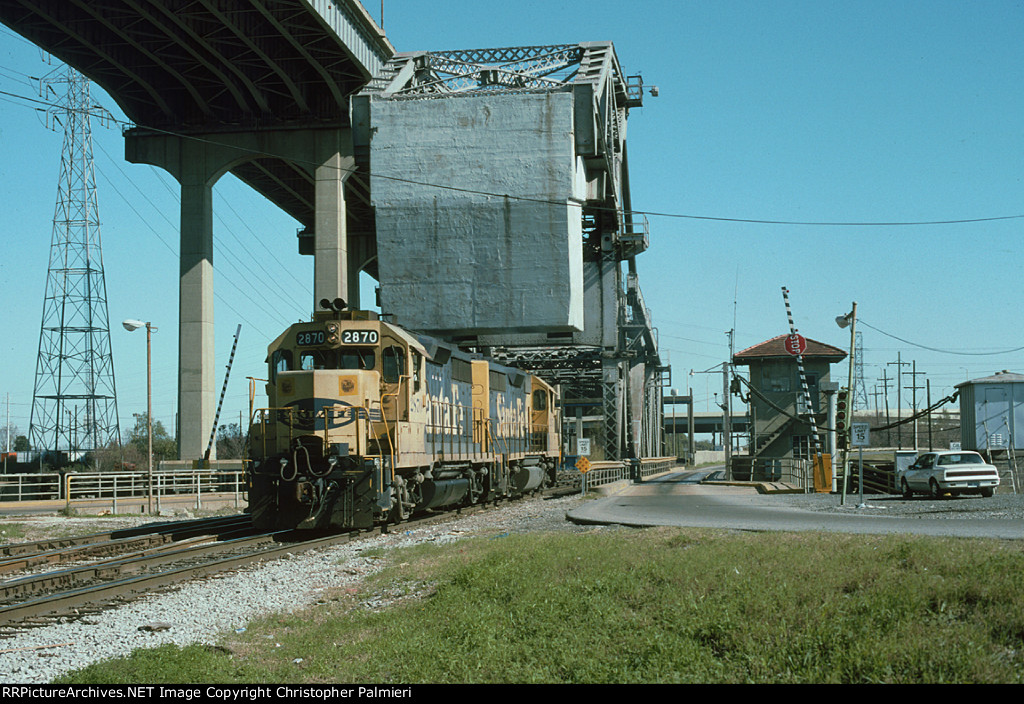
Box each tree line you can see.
[3,413,249,471]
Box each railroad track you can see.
[0,515,253,575]
[0,492,560,634]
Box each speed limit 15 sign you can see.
[851,423,870,447]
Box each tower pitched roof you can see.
[733,335,847,365]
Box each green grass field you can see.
[57,528,1024,684]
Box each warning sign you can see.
[576,457,591,473]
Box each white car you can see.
[900,451,1000,499]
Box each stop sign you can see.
[785,333,807,356]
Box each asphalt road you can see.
[567,470,1024,539]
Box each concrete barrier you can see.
[693,450,726,465]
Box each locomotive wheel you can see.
[389,483,411,523]
[466,468,486,505]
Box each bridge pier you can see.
[126,127,357,460]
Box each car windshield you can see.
[937,453,984,466]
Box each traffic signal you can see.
[835,387,850,450]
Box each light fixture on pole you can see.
[123,319,157,514]
[835,303,857,504]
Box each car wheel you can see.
[981,487,994,498]
[928,478,942,499]
[901,479,913,499]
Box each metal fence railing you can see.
[567,458,677,493]
[734,457,813,491]
[0,473,62,501]
[0,470,247,513]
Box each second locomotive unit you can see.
[248,299,561,531]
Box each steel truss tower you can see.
[29,66,120,461]
[852,331,868,411]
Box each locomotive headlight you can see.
[326,322,339,344]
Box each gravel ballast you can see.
[2,485,1022,683]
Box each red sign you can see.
[785,333,807,356]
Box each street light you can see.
[123,319,157,514]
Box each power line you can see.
[860,320,1024,356]
[3,86,1024,230]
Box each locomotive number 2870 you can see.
[296,331,325,346]
[340,329,379,345]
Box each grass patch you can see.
[56,529,1024,684]
[0,523,27,542]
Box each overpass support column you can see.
[126,126,356,461]
[125,131,239,461]
[178,176,216,462]
[314,149,352,307]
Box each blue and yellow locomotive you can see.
[248,300,561,531]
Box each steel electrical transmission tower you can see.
[852,331,869,411]
[29,66,120,462]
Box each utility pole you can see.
[723,361,732,480]
[878,369,892,447]
[887,354,909,449]
[870,384,883,424]
[688,384,695,466]
[927,379,933,451]
[904,361,926,451]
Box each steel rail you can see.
[0,515,251,558]
[0,529,319,626]
[0,515,253,575]
[0,527,286,603]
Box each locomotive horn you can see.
[319,298,347,312]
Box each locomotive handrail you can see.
[251,404,391,474]
[380,372,414,486]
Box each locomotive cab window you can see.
[299,348,376,371]
[382,345,406,384]
[533,389,548,411]
[338,348,375,371]
[412,351,423,391]
[271,350,292,381]
[300,350,331,370]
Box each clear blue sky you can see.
[1,0,1022,447]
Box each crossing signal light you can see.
[836,387,850,450]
